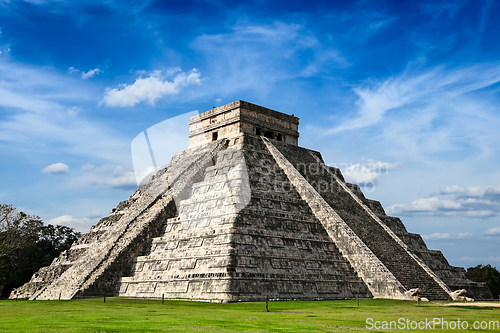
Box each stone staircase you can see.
[117,135,371,301]
[263,137,408,299]
[13,141,224,300]
[33,193,161,300]
[117,146,249,300]
[270,140,451,300]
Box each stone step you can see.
[271,141,451,300]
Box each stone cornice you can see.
[189,100,299,125]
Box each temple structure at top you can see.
[188,100,299,148]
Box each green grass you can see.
[0,298,499,332]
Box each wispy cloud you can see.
[101,68,201,107]
[421,1,465,21]
[328,63,500,133]
[0,60,130,164]
[68,66,79,74]
[478,0,495,36]
[86,210,103,219]
[81,68,102,79]
[423,232,472,241]
[191,21,347,96]
[460,256,500,263]
[80,164,137,190]
[42,162,69,174]
[440,184,500,198]
[68,66,103,79]
[335,159,402,185]
[47,214,99,233]
[387,183,500,218]
[368,18,395,32]
[485,227,500,236]
[67,106,81,116]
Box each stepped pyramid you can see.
[12,100,491,301]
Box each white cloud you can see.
[423,232,472,241]
[485,227,500,236]
[47,214,97,233]
[389,197,460,214]
[458,184,500,198]
[460,256,500,262]
[328,63,500,133]
[388,183,500,218]
[463,210,496,218]
[68,66,102,79]
[81,68,102,79]
[0,78,64,115]
[0,60,131,164]
[101,68,201,107]
[99,169,136,189]
[440,185,466,194]
[68,66,79,74]
[81,163,95,171]
[191,21,347,96]
[42,162,69,174]
[67,106,81,116]
[369,18,395,31]
[83,164,137,190]
[339,159,402,184]
[343,165,379,184]
[86,210,103,219]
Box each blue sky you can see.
[1,0,499,268]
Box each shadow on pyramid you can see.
[12,100,492,301]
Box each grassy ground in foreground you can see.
[0,298,499,332]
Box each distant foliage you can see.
[0,204,81,297]
[467,264,500,299]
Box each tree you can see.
[0,204,81,297]
[0,204,17,231]
[467,264,500,299]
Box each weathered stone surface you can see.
[405,288,422,300]
[11,100,492,301]
[118,136,371,301]
[263,137,407,300]
[451,289,467,300]
[188,100,299,148]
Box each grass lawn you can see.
[0,298,499,332]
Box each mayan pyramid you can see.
[12,100,491,301]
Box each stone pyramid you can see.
[12,100,491,301]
